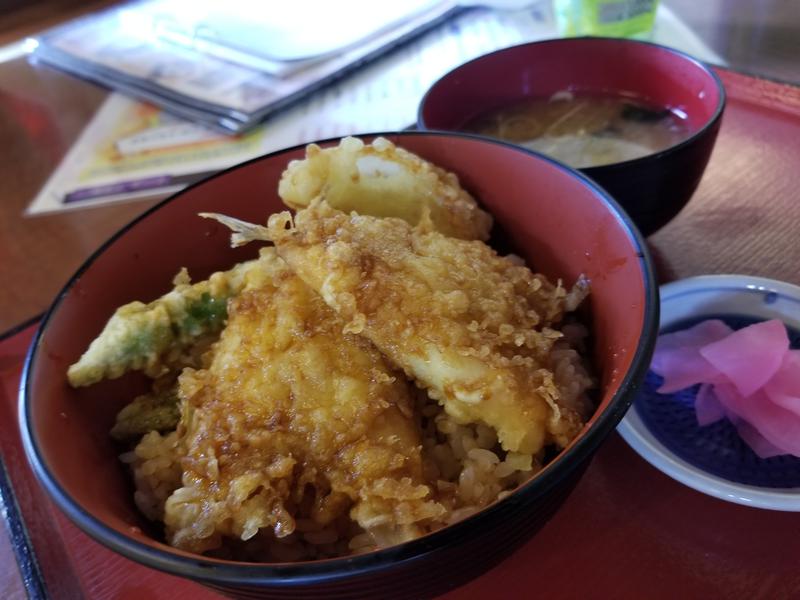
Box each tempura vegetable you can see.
[67,253,272,387]
[110,377,180,442]
[278,136,493,241]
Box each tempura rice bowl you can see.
[20,132,657,599]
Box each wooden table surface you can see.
[0,2,799,598]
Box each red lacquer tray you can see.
[3,68,800,599]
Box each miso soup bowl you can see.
[20,132,658,599]
[418,37,726,236]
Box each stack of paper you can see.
[33,0,462,132]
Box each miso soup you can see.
[462,92,692,168]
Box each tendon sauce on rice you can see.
[70,137,595,561]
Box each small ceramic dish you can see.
[617,274,800,510]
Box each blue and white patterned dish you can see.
[617,275,800,510]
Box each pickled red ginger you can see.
[651,319,800,458]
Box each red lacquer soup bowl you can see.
[20,132,658,599]
[418,37,726,236]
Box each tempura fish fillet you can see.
[68,254,272,387]
[164,248,443,553]
[206,204,591,455]
[278,136,493,241]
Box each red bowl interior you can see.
[21,133,656,575]
[419,37,722,133]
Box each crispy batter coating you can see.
[210,201,588,455]
[164,248,443,553]
[67,254,273,387]
[278,136,493,241]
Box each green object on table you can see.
[554,0,659,39]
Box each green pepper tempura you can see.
[67,252,272,387]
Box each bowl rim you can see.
[416,36,727,172]
[19,130,659,586]
[617,274,800,511]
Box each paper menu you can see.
[26,95,274,214]
[151,0,445,72]
[34,0,462,131]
